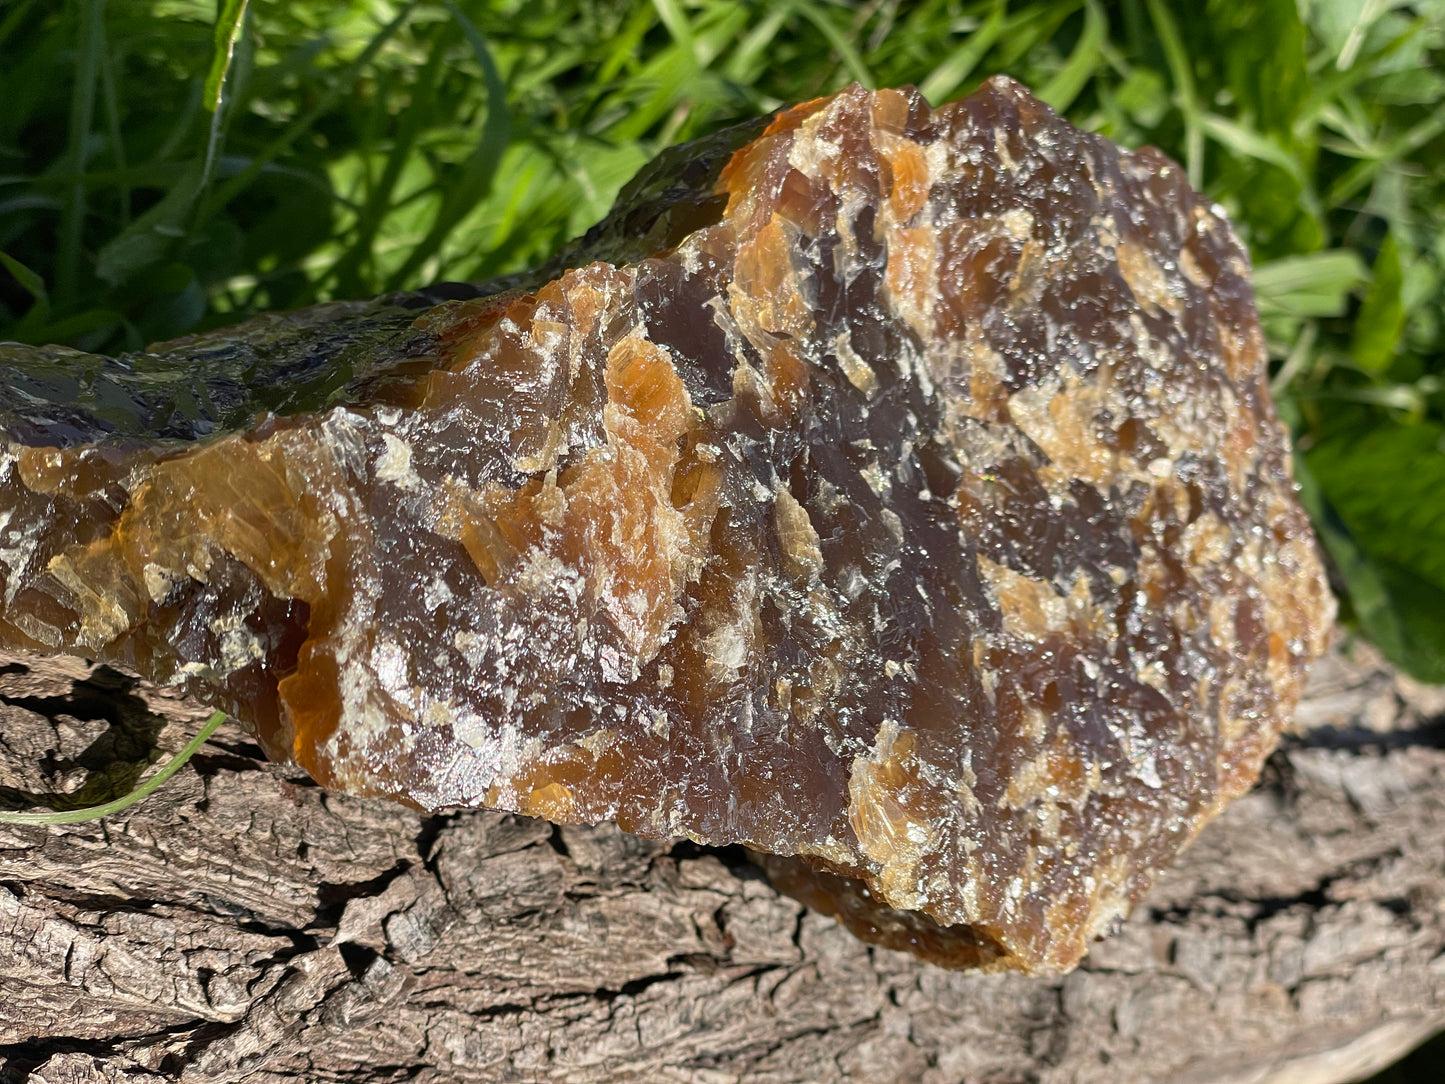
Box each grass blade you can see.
[1145,0,1203,189]
[328,44,447,298]
[1351,233,1405,374]
[199,5,412,228]
[384,2,511,290]
[94,163,203,287]
[786,0,876,89]
[205,0,250,113]
[57,0,107,306]
[98,33,129,224]
[919,0,1005,105]
[651,0,700,70]
[1325,100,1445,208]
[200,0,251,220]
[1038,0,1106,114]
[0,249,50,307]
[0,711,227,826]
[725,7,788,87]
[1200,112,1305,184]
[1253,250,1369,318]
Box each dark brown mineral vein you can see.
[0,78,1332,973]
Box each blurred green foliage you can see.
[1,0,1444,682]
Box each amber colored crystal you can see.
[0,79,1333,973]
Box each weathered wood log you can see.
[1,638,1441,1083]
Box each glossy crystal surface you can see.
[0,79,1332,973]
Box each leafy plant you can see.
[1,0,1443,679]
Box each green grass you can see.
[2,0,1445,685]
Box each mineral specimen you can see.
[0,78,1332,974]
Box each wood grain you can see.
[1,640,1442,1083]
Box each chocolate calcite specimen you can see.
[0,79,1332,974]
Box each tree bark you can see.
[1,640,1442,1084]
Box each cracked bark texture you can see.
[1,639,1443,1084]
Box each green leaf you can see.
[784,0,875,89]
[95,164,203,287]
[200,6,412,227]
[1298,0,1372,62]
[9,307,123,347]
[1351,233,1405,373]
[57,0,107,305]
[0,249,49,307]
[650,0,700,71]
[1325,99,1445,208]
[1200,112,1304,184]
[1365,562,1445,684]
[1253,250,1369,318]
[1207,0,1308,137]
[1145,0,1204,188]
[204,0,250,113]
[919,0,1006,105]
[1292,452,1410,665]
[383,4,512,291]
[1306,423,1445,682]
[1112,68,1168,128]
[1038,0,1107,114]
[1308,422,1445,593]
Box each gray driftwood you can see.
[1,640,1442,1084]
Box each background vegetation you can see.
[0,9,1443,646]
[0,0,1443,1075]
[2,3,1443,668]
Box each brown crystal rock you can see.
[0,78,1332,974]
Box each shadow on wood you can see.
[1,639,1442,1083]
